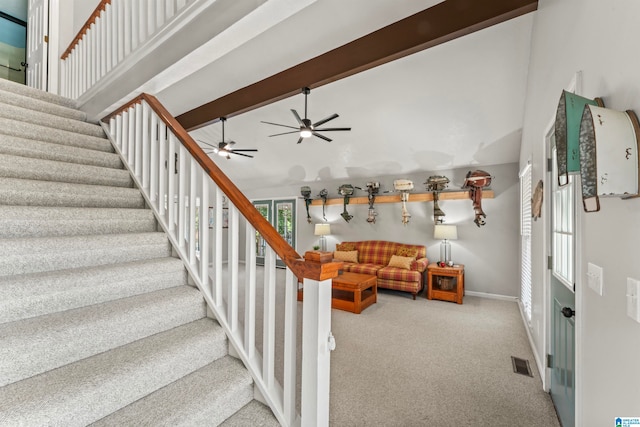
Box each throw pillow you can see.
[336,242,356,252]
[334,250,358,263]
[387,255,413,270]
[396,247,418,259]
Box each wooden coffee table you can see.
[298,271,377,314]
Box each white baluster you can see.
[127,107,135,166]
[115,114,122,150]
[214,187,223,307]
[105,3,112,72]
[123,0,132,55]
[228,205,239,333]
[200,177,210,287]
[149,112,158,205]
[263,248,276,391]
[245,223,257,360]
[141,101,150,190]
[283,268,298,424]
[138,0,147,43]
[157,0,166,29]
[167,133,176,232]
[178,145,187,247]
[134,103,143,177]
[188,159,197,265]
[100,11,107,77]
[165,0,175,20]
[158,122,167,219]
[117,0,124,62]
[147,0,156,36]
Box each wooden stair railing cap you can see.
[103,93,329,282]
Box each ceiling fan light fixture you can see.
[300,128,313,138]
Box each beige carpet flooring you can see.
[218,266,560,426]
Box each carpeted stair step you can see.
[0,257,186,324]
[91,356,254,426]
[220,400,281,427]
[0,103,104,138]
[0,318,227,427]
[0,177,144,208]
[0,117,112,152]
[0,232,170,277]
[0,285,205,387]
[0,153,133,187]
[0,206,156,238]
[0,134,122,168]
[0,87,87,121]
[0,77,77,109]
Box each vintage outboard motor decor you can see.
[301,186,312,223]
[356,182,380,223]
[555,90,604,185]
[338,184,355,222]
[393,179,414,226]
[462,170,492,227]
[317,188,328,221]
[425,175,450,224]
[578,105,640,212]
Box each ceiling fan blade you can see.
[230,149,258,152]
[312,132,332,142]
[261,121,299,130]
[291,109,304,125]
[226,140,236,146]
[268,130,300,137]
[312,113,339,128]
[230,151,254,158]
[297,136,304,144]
[313,127,352,132]
[197,140,218,149]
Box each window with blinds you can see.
[520,164,532,323]
[552,148,574,289]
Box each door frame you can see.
[544,71,584,426]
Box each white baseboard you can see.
[517,301,546,390]
[465,290,518,302]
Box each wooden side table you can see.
[427,263,465,304]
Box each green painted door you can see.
[253,200,271,266]
[252,198,296,267]
[549,145,576,427]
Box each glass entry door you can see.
[0,9,27,84]
[252,198,296,267]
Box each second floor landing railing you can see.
[101,93,341,426]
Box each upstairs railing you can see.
[101,94,340,426]
[60,0,195,99]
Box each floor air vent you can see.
[511,356,533,377]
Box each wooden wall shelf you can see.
[309,190,494,206]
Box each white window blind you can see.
[520,164,532,322]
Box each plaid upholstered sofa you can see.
[334,240,428,299]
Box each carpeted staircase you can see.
[0,78,279,426]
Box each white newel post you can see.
[301,276,334,426]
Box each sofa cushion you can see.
[340,240,426,266]
[387,255,413,270]
[377,266,422,283]
[334,250,358,263]
[336,242,356,251]
[343,263,381,276]
[396,247,418,258]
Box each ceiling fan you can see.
[199,117,257,159]
[261,87,351,144]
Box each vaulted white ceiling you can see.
[152,0,534,190]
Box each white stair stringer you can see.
[0,80,278,425]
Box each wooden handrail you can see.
[61,0,111,60]
[102,94,332,280]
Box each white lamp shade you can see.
[434,224,458,240]
[314,223,331,236]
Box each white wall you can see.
[244,162,520,298]
[521,1,640,424]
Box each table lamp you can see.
[314,223,331,251]
[434,224,457,264]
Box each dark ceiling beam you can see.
[177,0,538,131]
